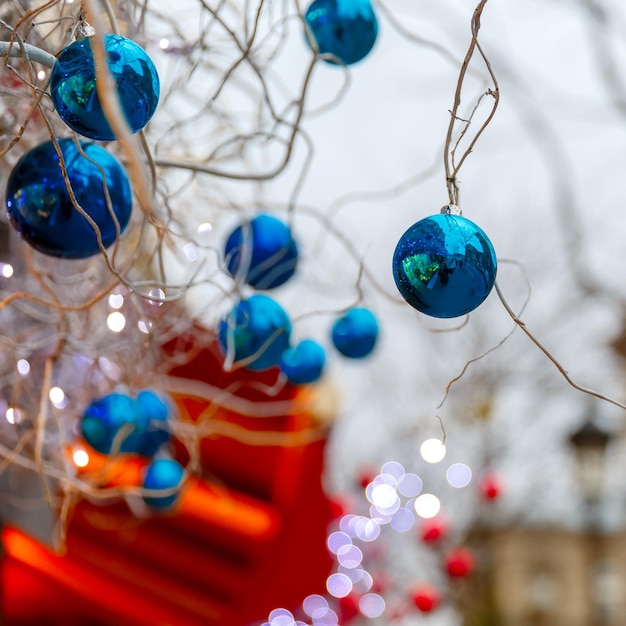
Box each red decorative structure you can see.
[1,331,336,625]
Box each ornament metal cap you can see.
[76,18,96,39]
[440,204,462,215]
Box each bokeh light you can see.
[390,506,415,532]
[72,448,89,468]
[446,463,473,488]
[336,544,363,569]
[107,312,126,332]
[420,438,447,463]
[380,461,405,479]
[303,594,328,618]
[268,608,295,626]
[108,293,124,309]
[414,494,441,519]
[359,593,386,618]
[1,263,14,278]
[326,573,353,598]
[327,531,352,554]
[49,386,67,409]
[398,472,423,497]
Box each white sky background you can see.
[146,0,626,613]
[152,0,626,500]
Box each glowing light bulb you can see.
[16,359,30,376]
[159,38,170,50]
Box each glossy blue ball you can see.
[81,390,170,456]
[218,295,292,371]
[81,392,137,455]
[143,458,185,509]
[125,390,171,457]
[280,339,326,384]
[224,214,298,289]
[304,0,378,66]
[50,34,160,141]
[6,139,132,258]
[392,213,497,318]
[331,307,379,359]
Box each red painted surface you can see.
[1,330,335,625]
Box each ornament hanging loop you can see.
[440,204,462,216]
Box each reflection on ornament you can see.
[50,34,160,140]
[142,458,185,509]
[331,307,379,359]
[392,212,497,318]
[280,339,326,384]
[81,390,170,456]
[224,214,298,289]
[6,139,132,258]
[304,0,378,65]
[218,295,292,371]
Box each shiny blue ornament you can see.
[331,307,379,359]
[81,390,170,456]
[125,390,171,457]
[280,339,326,384]
[218,295,292,371]
[143,458,185,509]
[392,213,497,318]
[81,392,137,455]
[50,34,160,141]
[6,139,132,258]
[304,0,378,66]
[224,214,298,289]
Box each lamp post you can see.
[569,416,614,626]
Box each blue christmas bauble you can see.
[81,392,137,455]
[50,34,160,141]
[6,139,132,258]
[392,213,497,318]
[280,339,326,384]
[218,295,292,371]
[331,307,379,359]
[304,0,378,66]
[81,390,170,456]
[142,458,185,509]
[125,390,171,457]
[224,214,298,289]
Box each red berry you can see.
[420,516,448,544]
[446,548,474,578]
[479,472,502,501]
[411,585,440,613]
[358,467,377,489]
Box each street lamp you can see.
[569,418,613,510]
[569,414,615,626]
